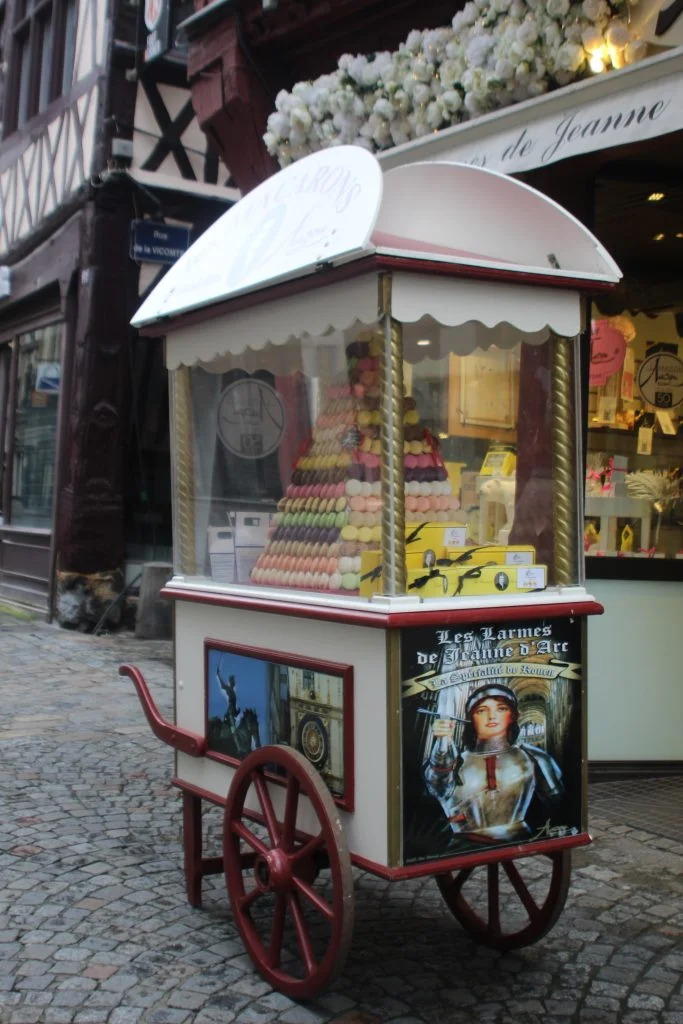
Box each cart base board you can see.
[173,776,591,905]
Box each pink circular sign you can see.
[590,320,626,387]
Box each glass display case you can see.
[171,319,583,603]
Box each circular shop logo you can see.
[494,571,510,592]
[637,352,683,410]
[217,378,286,459]
[144,0,163,31]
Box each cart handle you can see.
[119,664,207,758]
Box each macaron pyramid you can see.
[250,331,460,595]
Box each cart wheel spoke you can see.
[252,772,280,846]
[487,863,501,939]
[232,820,269,857]
[448,866,473,895]
[224,745,354,999]
[238,885,263,913]
[503,859,539,919]
[293,875,334,921]
[436,851,571,952]
[281,774,300,852]
[268,894,287,969]
[292,832,325,864]
[287,891,318,977]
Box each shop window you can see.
[3,324,62,529]
[3,0,78,136]
[586,171,683,570]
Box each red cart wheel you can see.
[223,745,354,999]
[436,850,571,952]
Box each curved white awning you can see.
[134,145,620,337]
[165,270,582,369]
[377,164,620,281]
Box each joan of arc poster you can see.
[401,617,583,865]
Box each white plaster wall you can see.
[587,580,683,760]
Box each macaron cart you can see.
[122,147,621,999]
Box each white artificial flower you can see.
[556,41,584,71]
[263,131,278,155]
[495,57,516,79]
[517,18,540,44]
[405,29,423,53]
[624,38,648,63]
[546,0,570,17]
[467,34,495,66]
[605,20,630,46]
[268,111,290,138]
[582,0,609,19]
[581,26,604,52]
[290,106,312,131]
[390,117,412,145]
[413,82,432,105]
[441,89,464,113]
[274,89,293,114]
[565,22,584,42]
[373,98,393,119]
[452,6,478,33]
[426,99,445,128]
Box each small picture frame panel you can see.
[204,639,354,810]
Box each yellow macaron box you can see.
[406,563,546,597]
[359,538,541,597]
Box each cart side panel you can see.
[173,597,390,866]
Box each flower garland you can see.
[264,0,648,166]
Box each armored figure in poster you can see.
[423,683,564,842]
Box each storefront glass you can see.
[586,171,683,566]
[10,324,62,529]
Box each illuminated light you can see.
[416,339,432,347]
[676,233,683,239]
[653,232,666,241]
[648,192,666,202]
[589,52,606,73]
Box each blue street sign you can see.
[130,221,191,265]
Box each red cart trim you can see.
[171,777,590,878]
[162,586,604,628]
[373,253,616,293]
[352,833,592,880]
[120,664,207,757]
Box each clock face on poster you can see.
[217,378,286,459]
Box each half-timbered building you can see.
[0,0,237,625]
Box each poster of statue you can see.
[205,642,351,804]
[401,618,583,865]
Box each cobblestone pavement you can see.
[3,620,683,1024]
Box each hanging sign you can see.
[589,320,626,387]
[637,351,683,408]
[143,0,172,63]
[130,221,190,265]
